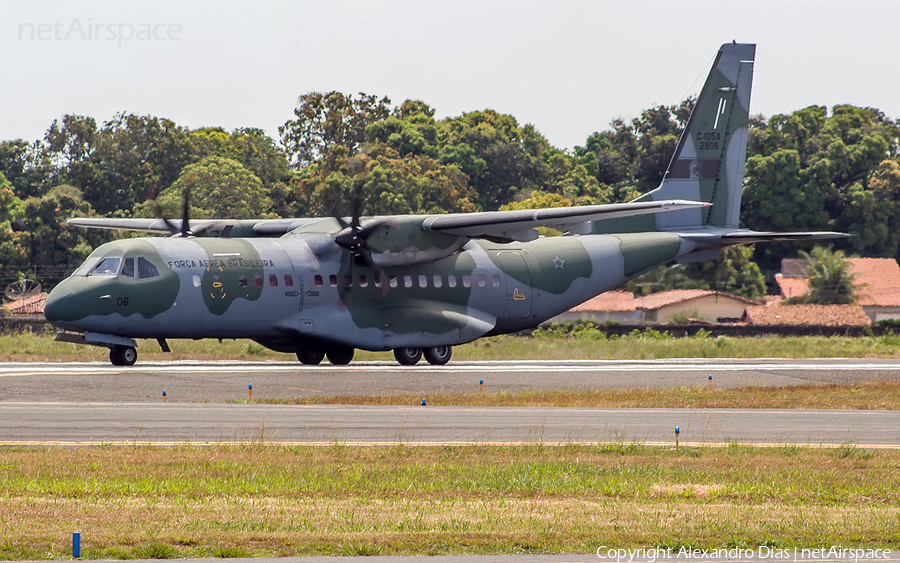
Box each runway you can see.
[3,359,900,448]
[2,358,900,403]
[2,402,900,448]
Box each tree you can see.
[279,91,392,168]
[20,184,104,287]
[149,156,273,219]
[788,246,861,305]
[80,113,194,215]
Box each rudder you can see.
[593,42,755,233]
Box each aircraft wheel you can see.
[296,349,325,365]
[393,347,422,366]
[110,345,137,366]
[423,345,452,365]
[326,347,354,365]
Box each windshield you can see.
[87,257,121,276]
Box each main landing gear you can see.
[296,347,354,366]
[296,345,453,366]
[393,346,452,366]
[109,345,137,366]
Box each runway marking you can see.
[2,359,900,377]
[3,440,900,449]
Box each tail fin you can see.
[593,42,755,233]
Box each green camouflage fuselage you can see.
[45,229,688,352]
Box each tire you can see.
[110,345,137,366]
[296,349,325,365]
[423,345,452,365]
[393,347,422,366]
[326,347,354,365]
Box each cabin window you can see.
[137,257,159,279]
[314,275,323,287]
[373,273,383,288]
[121,258,135,278]
[433,274,442,288]
[238,275,248,288]
[462,274,471,288]
[269,274,278,287]
[359,275,368,288]
[389,275,398,288]
[404,275,413,288]
[344,275,352,287]
[284,274,294,287]
[492,275,501,288]
[254,274,263,288]
[477,274,486,288]
[329,274,337,287]
[447,275,457,288]
[192,274,201,288]
[89,257,120,276]
[418,274,428,288]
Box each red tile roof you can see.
[851,258,900,307]
[776,258,900,307]
[5,292,47,315]
[571,291,636,312]
[635,289,756,310]
[774,274,809,300]
[743,304,870,326]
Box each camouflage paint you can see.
[592,43,754,234]
[194,239,269,316]
[484,237,592,294]
[44,240,178,324]
[613,233,683,277]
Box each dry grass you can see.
[1,444,899,558]
[257,380,900,410]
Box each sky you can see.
[3,0,898,151]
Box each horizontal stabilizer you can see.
[680,229,850,246]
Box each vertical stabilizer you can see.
[593,42,755,233]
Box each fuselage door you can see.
[495,250,532,318]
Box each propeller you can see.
[331,188,384,287]
[159,187,211,237]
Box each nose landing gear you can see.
[109,345,137,366]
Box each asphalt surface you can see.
[2,402,899,447]
[2,359,900,447]
[3,358,900,403]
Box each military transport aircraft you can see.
[44,42,843,366]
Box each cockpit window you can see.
[89,257,121,276]
[121,257,135,278]
[137,257,159,279]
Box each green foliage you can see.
[279,91,392,168]
[744,105,900,269]
[787,246,861,305]
[147,156,274,219]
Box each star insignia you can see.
[552,256,565,270]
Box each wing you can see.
[66,217,323,237]
[423,200,710,242]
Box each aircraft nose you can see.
[44,286,75,323]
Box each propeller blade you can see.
[180,187,191,237]
[349,188,362,230]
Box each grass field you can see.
[253,380,900,410]
[2,444,899,559]
[5,329,900,558]
[6,328,900,363]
